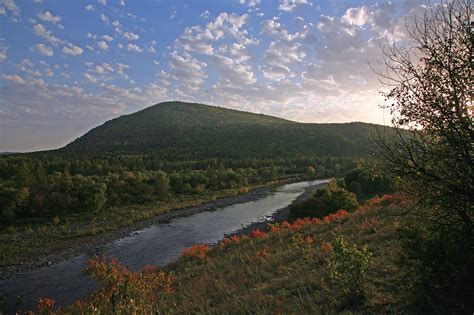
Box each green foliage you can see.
[327,236,372,297]
[62,101,388,159]
[401,210,474,313]
[290,179,359,219]
[344,165,394,197]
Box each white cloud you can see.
[33,24,62,46]
[0,0,20,17]
[200,10,209,19]
[119,0,125,6]
[97,40,109,50]
[98,0,107,5]
[0,44,6,62]
[84,72,97,83]
[123,31,139,40]
[35,43,54,56]
[294,16,304,25]
[279,0,309,12]
[176,12,251,55]
[239,0,260,7]
[126,43,143,52]
[341,6,372,26]
[147,40,157,53]
[62,44,84,56]
[37,11,61,24]
[85,4,95,11]
[100,13,109,24]
[169,50,207,91]
[117,63,129,79]
[2,74,25,84]
[101,34,113,41]
[95,63,114,74]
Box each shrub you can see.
[327,236,371,298]
[290,179,358,219]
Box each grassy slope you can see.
[64,193,415,314]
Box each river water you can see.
[0,179,328,313]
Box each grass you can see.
[0,176,304,271]
[56,193,416,314]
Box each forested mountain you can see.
[61,101,388,159]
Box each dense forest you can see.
[0,152,362,223]
[61,101,391,159]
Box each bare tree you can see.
[375,0,473,231]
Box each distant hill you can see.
[61,101,388,159]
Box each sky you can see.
[0,0,428,152]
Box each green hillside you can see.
[62,101,387,159]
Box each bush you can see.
[290,179,359,219]
[327,236,371,299]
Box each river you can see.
[0,179,328,313]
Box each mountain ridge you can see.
[61,101,387,159]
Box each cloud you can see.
[85,4,95,11]
[169,50,207,91]
[279,0,309,12]
[126,43,143,52]
[239,0,261,7]
[176,12,251,55]
[100,13,109,24]
[34,43,54,56]
[0,0,20,17]
[200,10,209,19]
[117,63,129,79]
[37,11,62,24]
[33,24,62,46]
[0,44,6,61]
[95,63,114,74]
[84,72,97,83]
[341,6,372,26]
[101,34,113,41]
[123,31,139,40]
[2,74,25,84]
[98,0,107,5]
[97,40,109,50]
[62,44,84,56]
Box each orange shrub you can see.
[250,229,267,238]
[37,297,55,313]
[182,244,210,259]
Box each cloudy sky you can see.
[0,0,427,152]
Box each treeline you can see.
[290,165,394,220]
[0,154,359,223]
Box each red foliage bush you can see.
[182,244,210,259]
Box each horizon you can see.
[1,0,427,152]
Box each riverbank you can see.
[228,181,328,238]
[0,175,317,279]
[62,193,415,314]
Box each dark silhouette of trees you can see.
[374,0,473,311]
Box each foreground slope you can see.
[62,101,387,159]
[60,194,413,314]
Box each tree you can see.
[375,0,473,229]
[374,0,473,311]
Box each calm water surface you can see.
[0,179,328,313]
